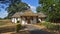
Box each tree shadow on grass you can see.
[29,29,51,34]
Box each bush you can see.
[40,22,60,31]
[17,21,20,23]
[55,25,60,30]
[58,25,60,31]
[47,24,55,30]
[41,22,55,30]
[16,24,22,32]
[40,22,50,26]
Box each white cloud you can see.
[28,4,36,13]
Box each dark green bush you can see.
[55,25,59,30]
[58,25,60,31]
[47,24,55,30]
[17,21,20,23]
[41,22,55,30]
[55,25,60,30]
[16,24,22,32]
[40,22,60,31]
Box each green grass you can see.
[0,19,11,26]
[0,22,6,26]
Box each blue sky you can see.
[0,0,39,18]
[22,0,39,7]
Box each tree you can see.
[0,0,30,19]
[38,0,60,22]
[36,6,42,13]
[7,2,30,19]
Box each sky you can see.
[0,0,39,18]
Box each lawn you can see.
[0,19,11,26]
[0,22,5,26]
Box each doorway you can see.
[27,19,30,24]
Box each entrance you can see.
[22,16,33,24]
[27,19,30,24]
[26,16,34,24]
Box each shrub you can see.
[42,22,55,30]
[40,22,50,26]
[47,24,55,30]
[17,21,20,23]
[40,22,60,31]
[16,24,22,32]
[58,25,60,31]
[55,25,60,30]
[40,22,56,30]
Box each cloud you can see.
[28,4,36,13]
[28,4,36,10]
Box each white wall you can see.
[21,17,27,25]
[12,17,38,24]
[12,17,27,24]
[12,18,21,23]
[12,18,15,22]
[38,18,42,22]
[15,18,17,23]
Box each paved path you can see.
[24,24,40,30]
[24,24,51,34]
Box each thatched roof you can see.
[38,12,47,18]
[12,12,23,17]
[21,10,38,16]
[12,10,47,18]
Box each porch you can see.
[20,16,38,24]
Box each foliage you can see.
[0,0,30,19]
[0,18,4,20]
[6,1,30,19]
[17,21,20,23]
[37,0,60,22]
[40,22,50,26]
[47,23,55,30]
[16,24,22,32]
[36,6,42,13]
[55,25,60,31]
[40,22,60,30]
[0,22,5,26]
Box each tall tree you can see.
[0,0,30,19]
[38,0,60,22]
[7,2,30,18]
[36,6,41,13]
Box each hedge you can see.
[40,22,60,31]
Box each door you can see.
[27,19,30,24]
